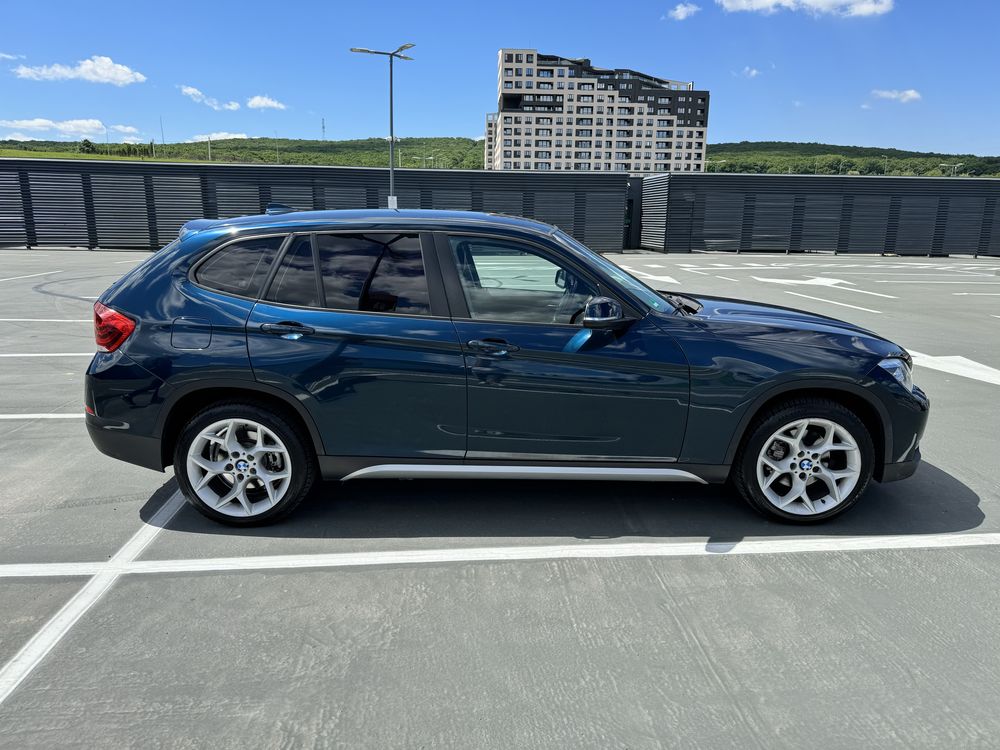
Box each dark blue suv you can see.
[86,209,928,525]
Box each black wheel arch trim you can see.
[721,378,893,467]
[155,378,326,462]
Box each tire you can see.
[733,398,874,523]
[173,401,317,526]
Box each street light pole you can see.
[350,43,415,209]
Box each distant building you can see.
[484,48,710,173]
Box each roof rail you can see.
[265,203,296,215]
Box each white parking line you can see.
[875,281,1000,285]
[3,530,1000,581]
[835,287,897,299]
[0,319,91,323]
[0,491,186,706]
[0,353,94,358]
[0,414,84,420]
[911,351,1000,386]
[954,293,1000,296]
[715,276,738,282]
[0,270,63,283]
[783,291,881,314]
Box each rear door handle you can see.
[260,322,315,340]
[467,338,520,356]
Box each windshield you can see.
[551,230,675,313]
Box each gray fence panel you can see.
[0,159,630,252]
[641,173,1000,256]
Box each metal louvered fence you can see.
[640,173,1000,256]
[0,159,629,252]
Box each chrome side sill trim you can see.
[341,464,707,484]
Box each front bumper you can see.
[879,447,921,483]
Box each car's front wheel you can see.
[174,402,316,525]
[733,398,874,523]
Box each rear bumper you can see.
[86,413,164,472]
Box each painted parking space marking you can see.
[910,351,1000,386]
[783,291,881,313]
[754,276,897,300]
[0,414,85,420]
[0,353,95,358]
[0,491,186,706]
[4,530,1000,582]
[0,270,63,283]
[0,318,91,323]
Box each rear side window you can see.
[314,233,430,315]
[195,236,285,297]
[266,236,319,307]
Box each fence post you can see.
[143,174,159,250]
[80,172,99,249]
[17,169,37,249]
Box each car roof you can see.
[181,209,559,238]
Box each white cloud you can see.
[179,85,240,111]
[871,88,921,103]
[665,2,701,20]
[860,103,872,109]
[110,124,138,134]
[247,94,287,110]
[0,117,111,137]
[741,66,761,78]
[13,55,146,86]
[793,100,803,107]
[2,132,41,141]
[0,52,25,61]
[121,136,144,144]
[716,0,892,16]
[187,132,249,142]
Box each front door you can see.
[440,233,689,462]
[247,231,466,460]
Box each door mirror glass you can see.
[554,268,567,289]
[582,296,628,329]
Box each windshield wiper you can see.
[662,292,703,315]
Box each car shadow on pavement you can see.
[140,461,984,543]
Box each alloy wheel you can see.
[185,418,292,518]
[755,417,861,516]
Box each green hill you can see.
[0,136,485,169]
[1,137,997,177]
[706,141,1000,177]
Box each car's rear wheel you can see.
[174,402,316,526]
[733,398,874,523]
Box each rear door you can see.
[438,232,689,462]
[246,231,466,460]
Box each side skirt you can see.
[337,463,709,484]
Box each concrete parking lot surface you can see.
[1,248,999,748]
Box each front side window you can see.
[195,235,285,297]
[449,236,597,325]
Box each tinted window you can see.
[266,236,319,307]
[449,236,597,324]
[315,234,429,315]
[195,236,284,297]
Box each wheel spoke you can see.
[214,483,240,509]
[798,491,816,514]
[236,485,254,515]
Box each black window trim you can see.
[432,231,640,327]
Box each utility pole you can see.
[274,130,279,164]
[159,116,165,148]
[207,135,212,162]
[321,117,326,140]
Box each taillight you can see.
[93,302,136,352]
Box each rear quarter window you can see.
[194,235,286,297]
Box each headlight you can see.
[877,357,913,392]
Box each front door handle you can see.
[260,321,315,340]
[467,338,520,356]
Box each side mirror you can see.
[582,297,632,330]
[554,268,567,289]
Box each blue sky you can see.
[1,0,997,154]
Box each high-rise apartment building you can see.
[483,48,710,173]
